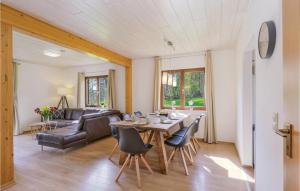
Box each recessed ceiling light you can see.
[43,49,62,58]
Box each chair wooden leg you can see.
[190,141,197,154]
[128,156,133,169]
[135,155,141,187]
[179,148,189,176]
[183,147,193,164]
[140,154,153,174]
[167,148,176,163]
[187,144,194,163]
[109,142,119,160]
[194,138,201,148]
[115,154,131,182]
[191,139,198,153]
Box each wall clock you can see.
[258,21,276,59]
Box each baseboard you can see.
[1,180,15,190]
[196,138,235,145]
[20,130,31,135]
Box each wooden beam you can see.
[0,4,133,189]
[1,3,133,114]
[125,66,132,113]
[0,4,131,67]
[0,22,15,189]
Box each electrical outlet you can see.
[272,112,279,130]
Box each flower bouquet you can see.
[34,106,57,122]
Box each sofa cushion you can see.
[71,109,84,120]
[52,109,64,120]
[54,120,77,128]
[100,110,121,116]
[36,126,87,145]
[84,109,100,115]
[64,109,73,120]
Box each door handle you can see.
[274,123,293,158]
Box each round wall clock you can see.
[258,21,276,59]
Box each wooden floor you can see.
[7,134,254,191]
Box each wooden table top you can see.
[110,114,189,132]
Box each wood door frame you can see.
[282,0,300,190]
[0,3,132,189]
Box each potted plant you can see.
[100,102,105,108]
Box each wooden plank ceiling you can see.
[2,0,250,58]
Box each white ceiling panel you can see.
[3,0,250,58]
[13,32,106,68]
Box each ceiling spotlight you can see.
[43,49,63,58]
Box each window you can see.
[85,76,108,107]
[161,68,205,110]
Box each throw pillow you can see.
[52,109,64,120]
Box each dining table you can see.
[109,113,191,175]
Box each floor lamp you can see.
[57,87,70,109]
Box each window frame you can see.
[85,75,108,107]
[160,67,206,110]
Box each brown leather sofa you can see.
[36,108,122,150]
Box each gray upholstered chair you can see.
[122,113,131,120]
[173,115,205,153]
[165,121,196,176]
[122,112,149,140]
[115,127,153,187]
[134,111,143,117]
[108,115,121,160]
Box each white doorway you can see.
[241,49,255,167]
[251,50,256,168]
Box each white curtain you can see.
[153,56,161,112]
[13,62,21,135]
[108,69,116,109]
[203,51,217,143]
[77,72,85,108]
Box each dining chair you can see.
[134,111,143,117]
[108,115,121,160]
[190,114,205,151]
[122,112,149,140]
[173,115,205,153]
[122,113,132,120]
[165,121,196,176]
[115,127,153,187]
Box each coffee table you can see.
[29,121,57,139]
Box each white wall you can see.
[17,63,64,132]
[235,0,284,190]
[133,49,236,143]
[17,61,125,132]
[63,63,126,112]
[132,58,155,114]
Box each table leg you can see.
[147,130,154,144]
[154,131,168,174]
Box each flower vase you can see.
[43,116,50,123]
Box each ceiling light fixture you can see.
[43,49,63,58]
[162,38,176,87]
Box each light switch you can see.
[272,112,279,130]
